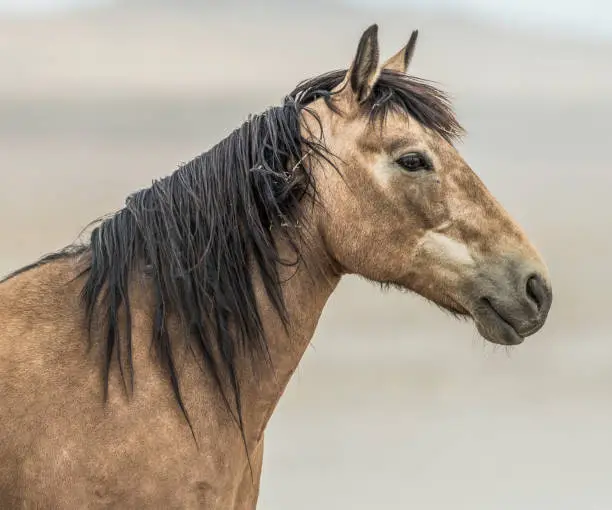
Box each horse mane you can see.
[1,68,461,440]
[291,69,463,142]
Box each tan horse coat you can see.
[0,25,551,509]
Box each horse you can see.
[0,25,552,509]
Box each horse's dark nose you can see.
[469,261,552,345]
[526,273,551,314]
[517,270,552,335]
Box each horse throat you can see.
[238,228,341,445]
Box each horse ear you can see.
[382,30,419,74]
[336,24,381,105]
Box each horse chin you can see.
[470,300,526,346]
[431,295,525,346]
[474,320,525,346]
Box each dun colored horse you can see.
[0,25,552,509]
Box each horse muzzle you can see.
[467,262,552,345]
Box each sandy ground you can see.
[1,4,612,509]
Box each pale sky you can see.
[0,0,109,13]
[0,0,609,41]
[348,0,611,41]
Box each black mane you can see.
[292,69,463,142]
[1,69,462,441]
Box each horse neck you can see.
[240,223,341,444]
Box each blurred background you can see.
[1,1,611,508]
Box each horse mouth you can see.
[430,292,538,346]
[471,298,525,346]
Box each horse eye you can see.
[397,153,430,172]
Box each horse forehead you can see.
[358,113,430,150]
[381,111,426,137]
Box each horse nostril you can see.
[526,274,549,312]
